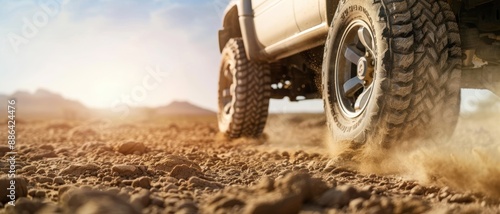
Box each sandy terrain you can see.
[0,113,499,214]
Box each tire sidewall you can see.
[323,0,389,144]
[218,41,237,133]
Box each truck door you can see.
[293,0,323,31]
[252,0,300,47]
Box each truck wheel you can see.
[322,0,462,147]
[218,38,271,138]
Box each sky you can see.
[0,0,324,112]
[0,0,494,113]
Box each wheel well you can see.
[218,5,242,52]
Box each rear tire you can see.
[218,38,271,138]
[322,0,462,147]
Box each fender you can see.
[218,0,338,62]
[218,0,264,61]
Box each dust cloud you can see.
[264,94,500,198]
[327,94,500,198]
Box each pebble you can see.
[40,145,55,150]
[59,164,100,177]
[154,155,202,172]
[36,176,53,184]
[21,165,37,173]
[449,194,475,204]
[188,177,223,189]
[112,165,140,176]
[35,190,46,198]
[170,165,201,180]
[132,177,151,189]
[53,177,65,185]
[411,185,425,195]
[117,141,147,155]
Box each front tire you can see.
[218,38,271,138]
[322,0,462,147]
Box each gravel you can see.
[0,116,498,213]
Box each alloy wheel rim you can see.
[334,20,376,118]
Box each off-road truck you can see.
[217,0,500,146]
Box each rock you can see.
[36,176,53,184]
[102,176,113,182]
[449,194,475,204]
[188,177,223,189]
[28,189,37,197]
[21,165,36,173]
[317,185,366,208]
[35,190,46,198]
[63,189,140,214]
[130,189,151,208]
[122,180,133,186]
[117,141,147,155]
[410,185,425,195]
[40,145,54,150]
[111,165,141,176]
[53,177,65,185]
[0,176,28,204]
[154,155,201,172]
[132,177,151,189]
[275,172,328,201]
[59,164,100,177]
[170,165,201,180]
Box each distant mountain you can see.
[0,89,90,120]
[0,89,214,120]
[155,101,215,115]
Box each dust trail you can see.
[263,113,328,152]
[327,103,500,198]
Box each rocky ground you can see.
[0,114,499,214]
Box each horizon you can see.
[0,87,327,113]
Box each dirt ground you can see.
[0,113,500,214]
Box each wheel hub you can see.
[334,21,376,118]
[357,56,374,84]
[357,57,367,79]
